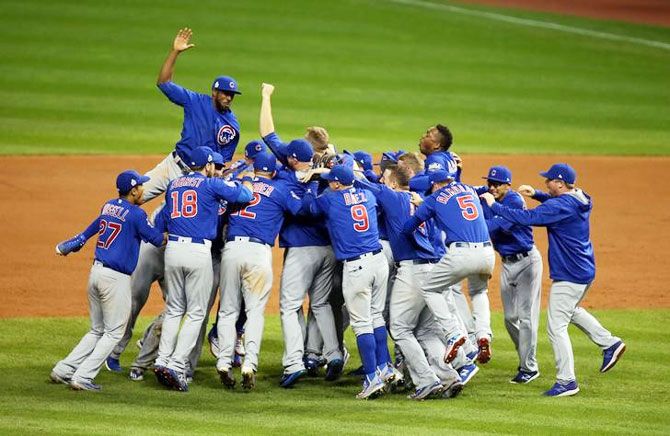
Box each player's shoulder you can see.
[504,190,525,207]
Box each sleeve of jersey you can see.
[136,210,165,247]
[402,198,433,234]
[408,171,430,193]
[262,132,289,167]
[157,81,194,107]
[532,190,552,203]
[211,179,253,203]
[353,177,382,195]
[490,200,572,227]
[303,192,326,217]
[473,185,488,196]
[364,170,380,183]
[282,186,305,216]
[153,205,169,233]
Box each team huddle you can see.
[49,29,626,400]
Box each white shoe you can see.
[235,335,246,356]
[380,363,404,389]
[356,373,386,400]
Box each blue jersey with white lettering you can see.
[80,198,164,275]
[161,173,250,241]
[474,186,534,256]
[409,151,460,192]
[404,182,490,245]
[307,187,382,261]
[158,81,240,164]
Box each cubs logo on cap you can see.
[212,75,242,95]
[116,170,150,195]
[482,165,512,184]
[244,140,267,159]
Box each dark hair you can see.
[435,124,453,151]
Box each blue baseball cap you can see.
[353,151,373,171]
[244,140,267,159]
[378,149,406,165]
[540,163,576,184]
[483,165,512,184]
[323,164,354,185]
[253,152,277,173]
[212,76,241,95]
[428,169,456,184]
[211,152,224,166]
[287,139,314,163]
[116,170,150,195]
[189,146,215,168]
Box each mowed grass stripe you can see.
[1,310,669,434]
[0,0,668,155]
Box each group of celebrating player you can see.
[49,28,626,400]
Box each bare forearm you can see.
[157,50,180,85]
[260,96,275,137]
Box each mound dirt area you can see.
[0,154,668,318]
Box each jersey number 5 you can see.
[351,204,369,232]
[170,190,198,219]
[97,220,122,249]
[456,194,479,221]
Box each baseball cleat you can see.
[442,380,464,399]
[304,357,321,377]
[70,379,102,392]
[208,328,220,358]
[380,363,404,392]
[279,369,306,388]
[444,334,467,364]
[457,363,479,385]
[510,370,539,384]
[600,341,626,373]
[544,380,579,397]
[235,335,246,356]
[105,356,122,373]
[241,368,256,390]
[217,367,236,389]
[49,371,71,385]
[154,365,172,388]
[476,337,492,364]
[325,358,344,382]
[408,381,443,401]
[165,368,188,392]
[356,373,386,400]
[129,368,144,382]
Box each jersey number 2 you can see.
[170,190,198,218]
[97,220,122,249]
[351,204,369,232]
[231,193,261,219]
[457,194,479,221]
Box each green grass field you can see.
[1,0,669,155]
[1,311,669,435]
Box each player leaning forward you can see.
[480,163,626,397]
[51,171,165,391]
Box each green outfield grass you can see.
[1,0,669,156]
[1,310,668,435]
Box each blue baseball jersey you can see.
[490,189,595,284]
[404,181,490,245]
[158,81,240,163]
[409,151,460,192]
[307,187,382,261]
[262,132,290,166]
[226,176,304,246]
[160,173,250,241]
[80,198,164,275]
[474,186,534,256]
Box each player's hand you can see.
[300,168,327,183]
[410,192,424,206]
[261,83,275,98]
[517,185,535,197]
[451,152,463,169]
[480,192,495,207]
[173,28,195,52]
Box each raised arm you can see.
[157,28,195,85]
[260,83,276,137]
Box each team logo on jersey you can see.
[217,125,237,146]
[428,162,444,171]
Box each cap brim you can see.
[322,173,337,181]
[539,171,550,179]
[138,175,151,184]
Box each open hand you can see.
[173,28,195,52]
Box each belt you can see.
[93,259,128,275]
[501,251,531,263]
[226,236,270,246]
[450,241,492,248]
[343,248,383,263]
[395,258,440,268]
[172,151,192,173]
[168,234,212,246]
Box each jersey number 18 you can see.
[170,190,198,219]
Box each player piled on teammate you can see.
[143,28,242,202]
[355,165,463,400]
[153,146,253,392]
[216,152,307,390]
[403,169,495,367]
[473,166,543,383]
[259,83,344,387]
[408,124,460,193]
[481,163,626,397]
[304,164,396,400]
[50,171,165,391]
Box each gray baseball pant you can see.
[142,152,186,203]
[130,312,164,371]
[500,246,543,373]
[52,264,131,383]
[415,308,461,385]
[548,281,621,382]
[342,252,389,336]
[451,282,476,344]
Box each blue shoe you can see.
[154,365,171,388]
[457,364,479,385]
[105,356,122,373]
[444,334,467,364]
[325,359,344,381]
[232,353,243,368]
[70,379,102,392]
[304,357,320,377]
[510,370,539,384]
[600,341,626,373]
[544,380,579,397]
[165,368,189,392]
[280,369,306,388]
[408,380,443,401]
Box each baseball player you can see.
[153,146,253,392]
[143,28,242,202]
[259,83,343,387]
[216,152,306,390]
[480,163,626,397]
[403,169,495,365]
[408,124,460,193]
[50,170,165,391]
[304,164,394,400]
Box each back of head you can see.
[253,152,277,175]
[398,152,424,174]
[389,165,412,188]
[287,139,314,163]
[189,146,215,170]
[435,124,453,151]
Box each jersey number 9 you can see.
[351,204,369,232]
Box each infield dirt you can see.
[1,154,667,318]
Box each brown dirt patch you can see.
[0,154,668,318]
[458,0,670,27]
